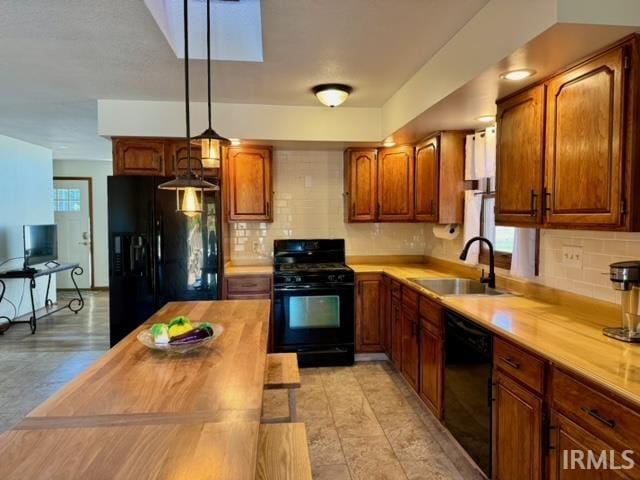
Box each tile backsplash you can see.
[229,150,429,261]
[424,226,640,305]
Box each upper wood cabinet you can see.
[496,35,640,231]
[166,140,219,178]
[414,138,439,222]
[495,85,545,226]
[225,146,273,222]
[377,145,415,221]
[113,138,166,176]
[545,46,625,229]
[344,149,377,222]
[355,273,384,353]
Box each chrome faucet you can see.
[459,236,496,289]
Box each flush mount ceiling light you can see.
[476,115,496,123]
[499,69,536,81]
[382,138,396,147]
[312,84,353,107]
[229,138,241,146]
[158,0,218,217]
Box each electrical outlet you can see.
[252,241,260,254]
[562,245,583,268]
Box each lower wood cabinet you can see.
[418,319,443,419]
[493,370,543,480]
[400,288,419,391]
[381,276,392,355]
[355,274,383,353]
[390,290,402,370]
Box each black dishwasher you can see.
[444,310,493,478]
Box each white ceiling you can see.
[0,0,488,160]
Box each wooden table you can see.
[0,300,271,480]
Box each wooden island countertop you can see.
[0,300,271,480]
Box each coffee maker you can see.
[604,261,640,342]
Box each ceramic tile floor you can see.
[0,290,109,433]
[263,362,485,480]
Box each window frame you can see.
[478,190,513,270]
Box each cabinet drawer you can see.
[552,368,640,451]
[226,276,271,295]
[419,296,442,326]
[494,338,545,394]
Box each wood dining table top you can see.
[0,299,271,480]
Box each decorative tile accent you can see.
[229,150,429,261]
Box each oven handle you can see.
[274,284,354,292]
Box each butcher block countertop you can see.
[0,300,271,480]
[350,262,640,408]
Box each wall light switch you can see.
[562,245,583,268]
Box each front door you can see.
[53,178,92,288]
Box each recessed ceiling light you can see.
[499,69,536,81]
[476,115,495,123]
[57,145,69,149]
[312,84,353,107]
[229,138,241,146]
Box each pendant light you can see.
[158,0,218,216]
[194,0,230,168]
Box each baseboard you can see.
[354,353,389,362]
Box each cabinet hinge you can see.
[624,55,631,70]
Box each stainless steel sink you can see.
[409,278,507,296]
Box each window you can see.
[479,181,515,270]
[53,188,81,212]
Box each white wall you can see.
[0,135,54,319]
[229,150,429,262]
[53,159,112,288]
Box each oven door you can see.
[274,284,354,348]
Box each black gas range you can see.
[273,239,355,367]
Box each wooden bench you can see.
[262,353,301,423]
[255,423,312,480]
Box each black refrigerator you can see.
[107,176,222,346]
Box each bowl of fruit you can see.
[137,316,223,354]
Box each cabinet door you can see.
[390,296,402,370]
[401,307,419,391]
[382,277,392,355]
[495,85,545,226]
[166,140,217,178]
[414,137,439,222]
[545,46,625,228]
[113,138,166,176]
[377,145,415,221]
[355,274,383,352]
[549,411,637,479]
[418,321,443,419]
[345,149,377,222]
[226,146,273,222]
[493,371,543,480]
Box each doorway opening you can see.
[53,177,95,289]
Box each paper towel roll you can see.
[432,224,460,240]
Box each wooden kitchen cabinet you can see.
[400,287,419,391]
[493,371,543,480]
[418,295,443,418]
[165,139,218,178]
[113,138,166,176]
[344,149,378,222]
[381,275,392,355]
[495,85,545,226]
[415,131,468,224]
[390,286,402,370]
[355,273,383,353]
[548,410,637,480]
[377,145,415,221]
[545,45,626,229]
[225,146,273,222]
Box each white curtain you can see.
[511,228,537,277]
[484,127,496,178]
[473,132,487,179]
[463,190,483,264]
[464,134,476,180]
